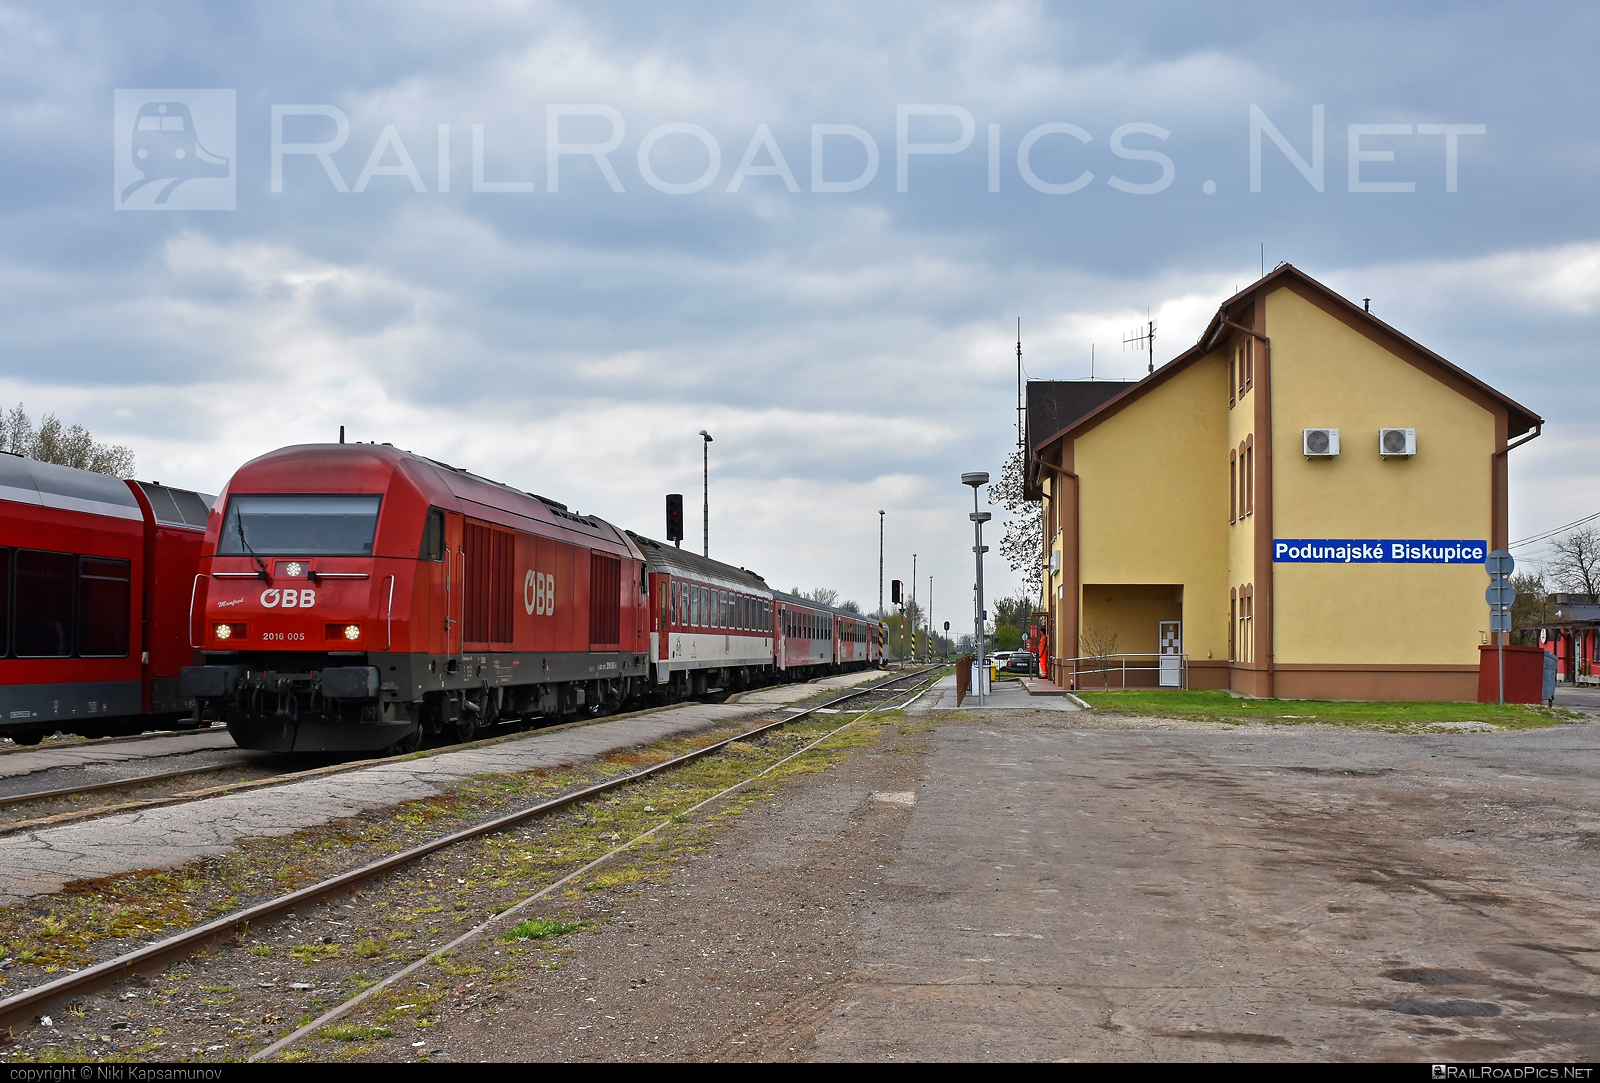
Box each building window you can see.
[1229,451,1237,523]
[1245,434,1255,515]
[1243,338,1254,393]
[1229,588,1237,661]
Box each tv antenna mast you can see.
[1123,312,1157,375]
[1015,318,1025,450]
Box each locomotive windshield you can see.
[216,494,381,556]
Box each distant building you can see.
[1026,264,1542,701]
[1536,595,1599,686]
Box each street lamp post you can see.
[698,430,713,558]
[878,510,885,619]
[962,472,991,705]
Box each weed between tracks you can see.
[0,699,901,1064]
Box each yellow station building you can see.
[1025,265,1542,701]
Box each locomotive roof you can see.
[625,531,771,593]
[229,443,639,559]
[0,452,143,522]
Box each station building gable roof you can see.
[1022,380,1136,498]
[1030,264,1543,459]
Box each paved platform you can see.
[0,728,237,781]
[0,670,888,907]
[914,675,1083,712]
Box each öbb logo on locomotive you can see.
[523,569,556,616]
[162,442,885,756]
[259,588,316,608]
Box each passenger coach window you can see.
[78,558,131,657]
[0,549,8,656]
[420,509,445,561]
[14,550,73,657]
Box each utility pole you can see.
[929,575,934,659]
[698,430,713,558]
[878,510,884,618]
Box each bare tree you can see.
[1546,525,1600,595]
[1510,569,1553,647]
[0,403,135,478]
[790,586,839,607]
[838,599,862,614]
[1080,625,1120,690]
[992,449,1043,601]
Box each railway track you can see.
[0,666,940,1039]
[0,673,914,836]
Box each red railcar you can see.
[181,444,650,753]
[0,453,211,743]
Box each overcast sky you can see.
[1,1,1595,619]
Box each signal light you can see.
[325,623,362,643]
[666,494,684,543]
[343,624,361,641]
[891,579,902,604]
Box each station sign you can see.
[1273,539,1487,564]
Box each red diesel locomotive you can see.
[181,443,650,753]
[0,452,212,744]
[181,443,882,754]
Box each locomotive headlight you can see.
[214,623,232,640]
[343,624,361,640]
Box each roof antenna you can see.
[1091,343,1095,381]
[1016,318,1024,450]
[1363,298,1371,313]
[339,425,345,444]
[1123,311,1156,375]
[1260,242,1264,278]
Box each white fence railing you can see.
[1060,652,1188,691]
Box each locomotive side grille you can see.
[589,551,621,647]
[464,520,516,647]
[491,529,513,643]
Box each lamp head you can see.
[699,430,712,442]
[961,471,989,488]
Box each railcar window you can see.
[0,549,7,656]
[691,586,700,627]
[14,549,74,657]
[420,508,445,561]
[720,591,728,628]
[218,494,382,556]
[78,557,131,657]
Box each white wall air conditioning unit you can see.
[1303,428,1340,457]
[1379,427,1416,458]
[1049,550,1061,574]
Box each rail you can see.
[1060,652,1189,691]
[0,667,938,1035]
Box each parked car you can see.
[1003,651,1036,674]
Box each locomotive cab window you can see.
[217,494,382,557]
[420,508,445,561]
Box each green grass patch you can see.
[319,1023,393,1042]
[1078,689,1577,729]
[502,917,586,941]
